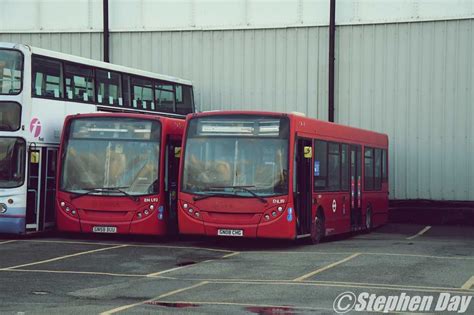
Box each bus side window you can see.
[375,148,382,190]
[382,149,388,182]
[341,144,349,190]
[96,70,122,106]
[364,147,374,190]
[64,63,95,102]
[176,85,194,115]
[313,140,327,191]
[328,143,341,191]
[32,56,63,98]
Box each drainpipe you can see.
[103,0,110,62]
[328,0,336,122]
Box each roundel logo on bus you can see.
[29,118,42,138]
[332,199,337,213]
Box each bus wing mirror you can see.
[303,146,312,159]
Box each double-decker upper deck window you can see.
[96,70,122,106]
[32,56,63,98]
[131,77,153,110]
[65,63,95,102]
[176,85,194,115]
[155,83,175,113]
[0,49,23,95]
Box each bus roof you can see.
[1,42,193,86]
[189,110,388,147]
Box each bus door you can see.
[295,138,313,236]
[350,145,362,229]
[165,137,181,235]
[26,147,57,231]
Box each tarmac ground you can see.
[0,223,473,314]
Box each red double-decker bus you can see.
[56,113,184,235]
[178,111,389,243]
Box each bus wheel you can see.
[310,210,325,244]
[365,208,372,231]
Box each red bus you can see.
[178,111,389,243]
[56,113,184,235]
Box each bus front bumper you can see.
[0,215,26,235]
[178,208,296,240]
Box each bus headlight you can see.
[0,203,7,213]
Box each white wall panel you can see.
[0,32,102,60]
[335,19,474,201]
[110,28,328,116]
[1,0,472,32]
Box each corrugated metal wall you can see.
[0,32,102,60]
[336,19,474,201]
[1,19,472,201]
[110,28,329,119]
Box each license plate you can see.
[217,229,243,237]
[92,226,117,233]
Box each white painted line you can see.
[461,276,474,290]
[146,265,193,278]
[293,253,361,281]
[19,239,232,253]
[406,226,432,240]
[100,281,209,315]
[3,245,128,270]
[0,268,153,278]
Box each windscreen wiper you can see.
[204,185,267,204]
[71,186,138,202]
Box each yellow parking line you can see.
[406,226,432,240]
[293,253,361,281]
[154,300,331,312]
[100,281,209,315]
[2,244,128,270]
[0,240,16,245]
[461,276,474,290]
[222,252,240,258]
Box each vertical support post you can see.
[103,0,110,63]
[328,0,336,122]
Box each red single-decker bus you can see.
[56,112,184,235]
[177,111,389,243]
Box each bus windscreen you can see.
[60,118,161,196]
[182,116,289,197]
